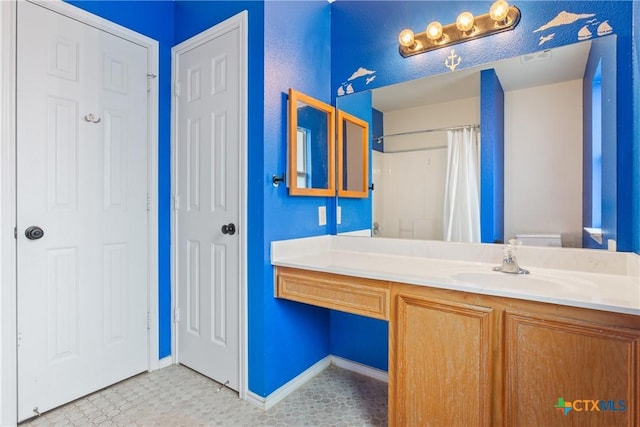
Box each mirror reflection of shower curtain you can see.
[443,128,480,242]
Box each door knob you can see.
[221,223,236,235]
[25,226,44,240]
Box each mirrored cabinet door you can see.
[337,109,369,198]
[288,88,335,196]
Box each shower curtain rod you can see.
[373,124,479,143]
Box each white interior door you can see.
[175,23,241,391]
[16,2,149,420]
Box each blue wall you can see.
[613,10,635,252]
[372,108,384,153]
[330,312,388,370]
[259,0,334,397]
[480,69,505,244]
[583,36,617,250]
[632,1,640,253]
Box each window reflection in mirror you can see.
[296,127,310,188]
[288,88,335,196]
[338,110,369,198]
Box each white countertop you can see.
[271,236,640,316]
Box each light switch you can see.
[336,206,342,225]
[318,206,327,226]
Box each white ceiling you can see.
[372,40,592,112]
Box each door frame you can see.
[0,1,159,424]
[170,11,249,399]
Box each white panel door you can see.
[175,26,240,391]
[16,2,149,421]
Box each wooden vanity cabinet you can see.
[390,287,494,426]
[275,267,390,320]
[503,309,640,427]
[274,267,640,426]
[390,283,640,427]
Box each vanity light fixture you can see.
[426,21,444,42]
[398,29,418,49]
[398,0,521,58]
[456,12,475,33]
[489,0,510,23]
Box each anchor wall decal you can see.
[445,49,462,71]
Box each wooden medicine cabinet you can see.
[287,88,370,198]
[288,88,336,196]
[337,110,369,198]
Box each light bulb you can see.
[426,21,443,41]
[490,0,510,23]
[456,12,475,32]
[398,29,415,48]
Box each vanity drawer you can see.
[275,267,390,320]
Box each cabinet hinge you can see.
[174,307,180,323]
[146,312,151,330]
[146,193,151,211]
[14,227,17,239]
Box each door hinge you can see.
[174,82,181,97]
[174,307,180,323]
[173,195,180,210]
[146,193,151,211]
[14,227,17,239]
[146,73,156,93]
[146,312,151,330]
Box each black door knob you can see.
[25,226,44,240]
[221,223,236,235]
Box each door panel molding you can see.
[0,1,159,424]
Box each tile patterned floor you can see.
[20,364,388,426]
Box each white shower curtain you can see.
[443,128,481,242]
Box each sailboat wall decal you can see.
[597,20,613,36]
[578,25,593,40]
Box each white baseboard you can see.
[245,356,331,410]
[157,356,174,370]
[244,355,388,411]
[330,355,388,383]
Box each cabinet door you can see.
[504,311,640,427]
[390,293,494,426]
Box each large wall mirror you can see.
[337,36,623,250]
[288,88,336,196]
[337,110,369,198]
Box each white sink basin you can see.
[451,270,599,296]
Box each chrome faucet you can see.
[494,239,529,274]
